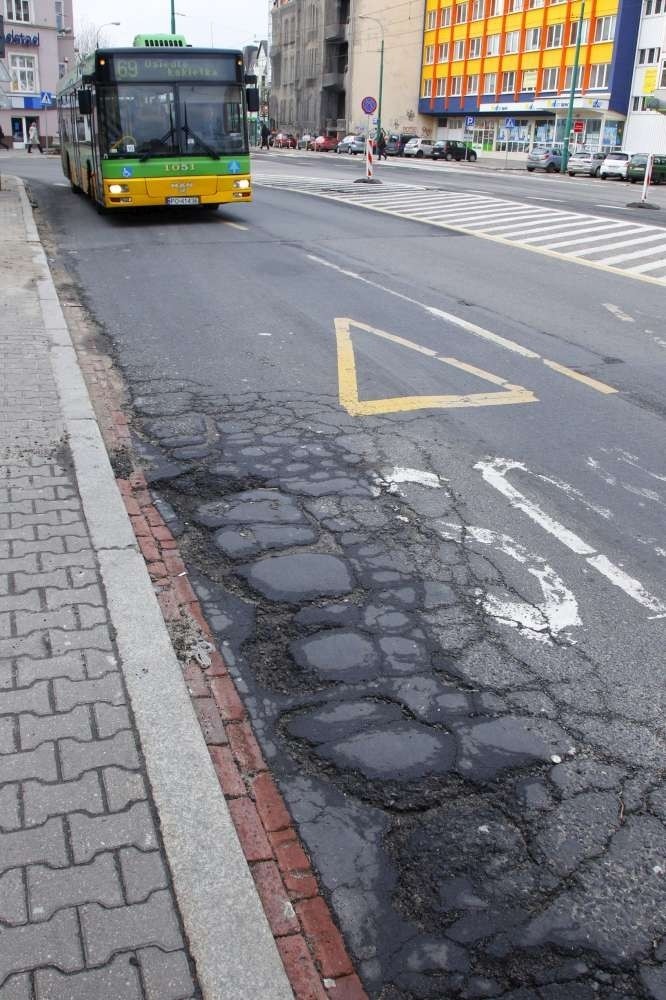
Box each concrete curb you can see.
[14,176,294,1000]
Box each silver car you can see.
[567,151,606,177]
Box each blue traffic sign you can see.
[40,91,54,107]
[504,116,516,128]
[361,95,378,115]
[465,115,475,128]
[228,160,241,174]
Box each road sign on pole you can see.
[40,91,54,107]
[504,117,516,128]
[465,115,475,129]
[573,120,584,133]
[361,96,377,115]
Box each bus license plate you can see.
[166,196,200,205]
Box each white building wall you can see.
[624,9,666,153]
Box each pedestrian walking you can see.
[27,121,43,154]
[260,123,270,150]
[377,132,387,161]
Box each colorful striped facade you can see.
[418,0,641,151]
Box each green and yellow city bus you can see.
[56,34,259,211]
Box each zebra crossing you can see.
[254,173,666,285]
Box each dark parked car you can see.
[432,139,477,162]
[385,133,417,156]
[627,153,666,184]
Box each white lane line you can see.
[477,457,666,618]
[531,196,565,203]
[596,242,666,266]
[603,303,635,323]
[223,221,248,231]
[595,204,632,210]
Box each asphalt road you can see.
[12,150,666,1000]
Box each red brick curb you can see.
[115,466,368,1000]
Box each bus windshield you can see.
[100,83,245,158]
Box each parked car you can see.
[627,153,666,184]
[273,132,297,149]
[313,134,338,152]
[337,134,366,154]
[599,151,633,180]
[403,137,435,158]
[567,151,607,177]
[432,139,477,162]
[385,133,417,156]
[526,146,562,173]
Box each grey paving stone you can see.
[53,674,124,712]
[119,847,168,903]
[0,973,32,1000]
[49,625,114,656]
[36,524,88,541]
[0,717,16,754]
[102,767,147,812]
[23,771,104,827]
[83,649,119,679]
[0,590,41,614]
[0,908,83,982]
[0,611,12,639]
[80,890,184,965]
[20,705,92,751]
[70,568,99,589]
[239,552,355,602]
[139,946,197,1000]
[94,702,131,738]
[0,632,50,660]
[78,605,108,629]
[41,550,96,571]
[12,536,64,558]
[45,584,103,609]
[70,800,157,863]
[16,652,86,686]
[0,744,57,785]
[0,681,51,719]
[0,868,28,924]
[28,853,123,920]
[34,954,143,1000]
[13,568,66,592]
[60,731,139,781]
[0,784,20,831]
[0,817,68,872]
[15,607,77,635]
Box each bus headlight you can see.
[233,179,250,189]
[109,183,130,194]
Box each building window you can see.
[594,15,616,42]
[525,27,541,50]
[9,52,38,92]
[508,0,522,11]
[588,63,609,89]
[522,68,537,91]
[437,42,450,60]
[426,9,437,28]
[486,33,500,55]
[436,77,447,96]
[440,6,452,26]
[453,39,466,59]
[662,60,666,86]
[483,71,496,92]
[569,19,589,44]
[527,0,544,7]
[645,0,665,12]
[58,62,66,78]
[541,66,558,90]
[466,73,479,93]
[469,36,482,57]
[425,44,435,63]
[504,30,520,53]
[563,65,583,90]
[489,0,504,12]
[423,77,432,96]
[55,0,64,31]
[450,75,463,94]
[545,23,562,47]
[638,48,661,64]
[6,0,31,21]
[456,2,468,22]
[471,0,484,18]
[501,70,516,91]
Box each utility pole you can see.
[561,0,585,173]
[170,0,176,35]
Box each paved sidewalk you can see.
[0,176,294,998]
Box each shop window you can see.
[541,66,558,90]
[9,53,38,93]
[545,23,562,48]
[594,15,615,43]
[588,63,609,89]
[6,0,31,21]
[469,37,482,57]
[483,72,496,93]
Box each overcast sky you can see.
[75,0,270,52]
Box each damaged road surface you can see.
[35,172,666,999]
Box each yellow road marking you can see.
[335,318,537,417]
[542,359,618,394]
[224,221,248,231]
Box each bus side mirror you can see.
[77,90,92,115]
[246,88,260,113]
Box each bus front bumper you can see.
[102,175,252,208]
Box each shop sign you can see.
[5,30,39,47]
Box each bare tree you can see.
[74,17,111,58]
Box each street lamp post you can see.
[561,0,585,173]
[96,22,121,48]
[358,15,384,154]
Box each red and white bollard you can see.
[366,136,374,180]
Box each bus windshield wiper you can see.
[138,126,179,162]
[182,104,220,160]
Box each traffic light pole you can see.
[561,0,585,173]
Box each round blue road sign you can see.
[361,96,378,115]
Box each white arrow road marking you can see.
[477,457,666,619]
[603,303,635,323]
[439,523,581,643]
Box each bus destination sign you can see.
[106,55,241,83]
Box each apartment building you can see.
[624,0,666,152]
[270,0,349,135]
[419,0,641,153]
[1,0,75,146]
